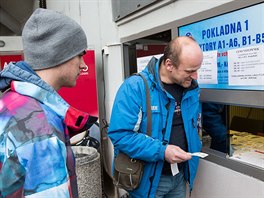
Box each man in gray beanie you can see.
[23,8,87,71]
[0,8,97,198]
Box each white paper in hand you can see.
[189,152,208,158]
[171,163,179,176]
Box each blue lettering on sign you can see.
[199,41,217,51]
[202,22,242,39]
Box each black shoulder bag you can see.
[113,73,152,191]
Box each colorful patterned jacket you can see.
[0,61,97,198]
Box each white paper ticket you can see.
[171,163,179,176]
[189,152,208,158]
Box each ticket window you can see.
[201,102,264,169]
[228,106,264,169]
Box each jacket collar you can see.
[0,61,53,92]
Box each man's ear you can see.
[165,59,174,72]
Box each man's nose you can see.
[80,58,86,70]
[190,71,198,80]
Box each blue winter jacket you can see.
[108,57,202,197]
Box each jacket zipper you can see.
[147,161,158,197]
[147,101,170,197]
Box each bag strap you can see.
[134,73,152,137]
[100,73,152,195]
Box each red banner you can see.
[0,54,23,70]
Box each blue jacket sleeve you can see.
[108,76,166,162]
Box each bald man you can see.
[108,36,203,198]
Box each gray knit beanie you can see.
[22,8,87,70]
